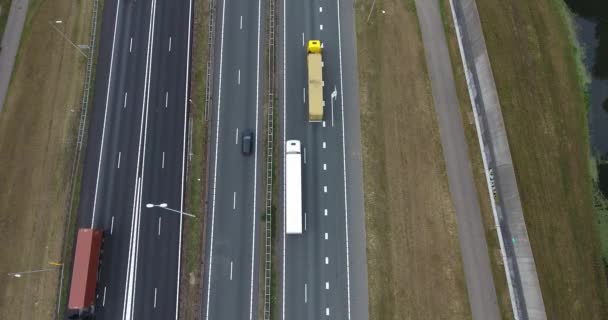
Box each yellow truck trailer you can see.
[307,40,323,122]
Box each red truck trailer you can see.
[68,228,103,315]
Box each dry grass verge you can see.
[356,0,471,318]
[0,0,93,318]
[474,0,608,318]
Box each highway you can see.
[200,0,264,317]
[73,0,192,319]
[279,0,369,318]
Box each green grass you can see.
[179,0,209,316]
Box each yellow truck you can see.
[307,40,323,122]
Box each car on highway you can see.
[242,129,254,155]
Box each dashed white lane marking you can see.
[324,186,327,193]
[323,163,327,171]
[158,217,162,235]
[233,192,236,210]
[304,283,308,303]
[123,92,128,108]
[230,261,233,280]
[320,24,323,30]
[154,288,157,308]
[238,69,241,85]
[303,87,306,103]
[322,142,326,149]
[240,16,243,29]
[322,120,326,127]
[117,152,121,168]
[324,209,328,216]
[236,128,239,144]
[319,6,323,12]
[103,286,107,306]
[326,308,330,316]
[129,37,133,52]
[162,152,165,169]
[304,212,307,231]
[303,147,307,164]
[302,32,304,46]
[325,232,328,240]
[325,257,329,264]
[169,36,172,52]
[165,91,169,108]
[325,281,330,290]
[110,216,115,235]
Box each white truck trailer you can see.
[285,140,302,234]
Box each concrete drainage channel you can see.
[448,0,547,319]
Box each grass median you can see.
[0,0,96,318]
[471,0,608,318]
[179,0,209,317]
[356,0,472,318]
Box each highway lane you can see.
[201,0,264,317]
[280,0,368,318]
[131,0,192,318]
[72,0,192,319]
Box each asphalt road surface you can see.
[200,0,264,317]
[73,0,192,319]
[279,0,369,318]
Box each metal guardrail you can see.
[204,0,216,121]
[263,0,277,317]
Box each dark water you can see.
[564,0,608,195]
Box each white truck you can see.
[285,140,302,234]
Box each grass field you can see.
[179,0,209,317]
[437,0,513,318]
[0,0,94,318]
[355,0,472,318]
[471,0,608,318]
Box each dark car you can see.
[242,129,254,155]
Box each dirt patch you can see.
[0,0,94,318]
[356,0,471,318]
[474,0,608,318]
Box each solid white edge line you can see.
[91,0,120,228]
[175,0,193,317]
[249,0,262,316]
[336,0,352,316]
[205,0,226,317]
[282,0,287,315]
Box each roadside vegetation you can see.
[179,0,209,317]
[468,0,608,318]
[355,0,471,318]
[0,0,11,39]
[437,0,513,318]
[0,0,96,318]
